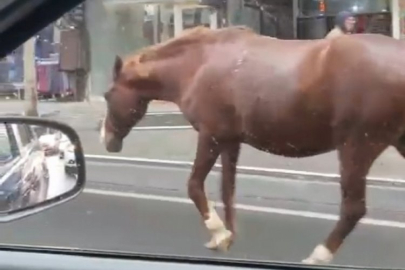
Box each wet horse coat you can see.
[101,26,405,264]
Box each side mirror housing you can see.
[0,116,85,222]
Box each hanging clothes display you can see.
[36,63,49,93]
[59,29,87,71]
[35,59,65,95]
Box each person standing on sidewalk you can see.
[325,11,356,40]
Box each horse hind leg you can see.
[302,139,387,264]
[187,131,232,251]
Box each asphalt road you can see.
[78,127,405,181]
[119,113,188,128]
[0,160,405,268]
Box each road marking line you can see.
[84,188,405,228]
[146,111,182,115]
[86,160,405,191]
[132,125,192,131]
[84,154,405,184]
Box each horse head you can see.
[101,54,160,152]
[100,26,225,152]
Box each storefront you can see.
[85,0,224,97]
[237,0,392,39]
[398,0,405,39]
[296,0,392,39]
[84,0,397,98]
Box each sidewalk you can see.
[0,99,180,129]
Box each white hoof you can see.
[302,244,333,265]
[203,201,233,251]
[205,229,233,251]
[204,201,226,232]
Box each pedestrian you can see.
[325,11,356,40]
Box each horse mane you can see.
[124,25,255,66]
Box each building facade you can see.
[84,0,401,98]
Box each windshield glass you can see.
[0,0,16,11]
[0,0,402,268]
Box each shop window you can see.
[87,0,225,97]
[297,0,391,39]
[240,0,294,39]
[325,0,390,14]
[299,0,324,16]
[298,0,390,16]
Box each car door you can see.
[13,123,45,198]
[0,123,25,210]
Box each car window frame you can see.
[0,0,85,58]
[0,123,17,162]
[16,123,33,147]
[0,1,383,270]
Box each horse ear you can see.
[113,55,123,80]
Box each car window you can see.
[0,124,12,161]
[0,0,402,269]
[16,124,34,147]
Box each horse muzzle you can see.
[105,137,123,153]
[100,117,123,152]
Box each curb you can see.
[0,110,60,118]
[95,113,189,131]
[146,111,182,115]
[84,155,405,188]
[40,110,60,118]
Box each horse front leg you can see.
[205,141,240,251]
[302,140,386,264]
[187,132,231,251]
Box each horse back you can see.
[182,33,405,155]
[322,34,405,142]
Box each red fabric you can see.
[36,65,48,93]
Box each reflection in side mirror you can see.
[38,128,78,200]
[0,117,85,222]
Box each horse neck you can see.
[152,48,204,105]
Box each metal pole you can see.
[293,0,298,39]
[210,7,218,29]
[23,37,39,117]
[392,0,401,39]
[152,4,160,44]
[174,4,183,37]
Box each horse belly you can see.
[242,121,334,158]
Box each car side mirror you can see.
[0,116,85,222]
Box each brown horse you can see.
[100,25,405,264]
